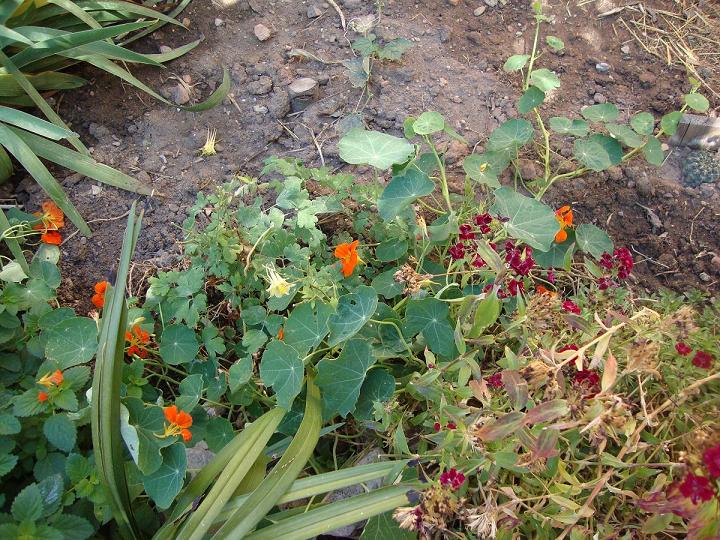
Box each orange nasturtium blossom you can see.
[161,405,193,442]
[92,281,109,309]
[125,325,151,358]
[38,391,48,402]
[38,369,64,388]
[277,327,284,340]
[33,201,65,244]
[535,285,557,296]
[334,240,363,278]
[554,205,574,243]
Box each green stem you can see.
[523,14,542,91]
[425,136,452,213]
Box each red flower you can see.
[162,405,193,442]
[125,325,151,358]
[41,231,62,245]
[448,243,466,260]
[485,373,503,389]
[433,422,441,432]
[471,255,486,268]
[675,342,693,356]
[38,391,48,402]
[507,278,524,297]
[458,224,475,240]
[678,473,715,504]
[562,300,581,315]
[703,444,720,478]
[547,270,556,284]
[692,351,714,369]
[439,468,465,490]
[573,370,600,397]
[554,206,573,243]
[447,422,457,430]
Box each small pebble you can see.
[593,93,607,104]
[253,104,269,114]
[620,44,630,54]
[595,62,611,74]
[474,6,486,15]
[254,23,272,42]
[214,18,224,27]
[307,5,323,18]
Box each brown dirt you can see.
[9,0,720,309]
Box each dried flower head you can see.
[394,264,433,296]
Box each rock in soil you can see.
[307,5,323,18]
[248,76,273,95]
[474,6,486,15]
[288,77,319,98]
[254,23,272,41]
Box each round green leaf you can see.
[487,119,534,152]
[529,68,560,92]
[404,298,455,358]
[573,135,622,172]
[353,368,396,421]
[44,414,77,453]
[549,117,589,137]
[371,269,404,299]
[338,129,415,170]
[205,417,235,452]
[283,302,333,356]
[630,112,655,136]
[606,123,644,148]
[643,137,665,166]
[489,187,559,251]
[377,169,434,221]
[575,223,613,259]
[376,238,408,262]
[503,54,530,72]
[581,103,619,123]
[328,285,378,346]
[45,317,98,369]
[159,324,199,365]
[412,111,445,135]
[260,340,303,409]
[684,93,709,112]
[660,111,682,136]
[462,154,503,188]
[143,443,186,510]
[518,86,545,114]
[546,35,565,51]
[0,413,21,435]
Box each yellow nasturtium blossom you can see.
[265,266,291,298]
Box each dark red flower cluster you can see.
[474,212,493,233]
[678,472,716,504]
[485,373,503,389]
[572,369,601,397]
[439,468,465,490]
[675,342,692,356]
[449,213,496,262]
[433,421,457,432]
[562,300,581,315]
[504,240,535,276]
[597,247,634,290]
[704,444,720,479]
[692,351,714,369]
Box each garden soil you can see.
[8,0,720,309]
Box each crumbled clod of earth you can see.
[7,0,720,309]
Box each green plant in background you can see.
[463,0,710,201]
[0,0,229,238]
[344,32,412,89]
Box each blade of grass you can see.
[0,49,88,154]
[120,0,193,45]
[10,21,152,68]
[0,208,29,273]
[142,39,200,63]
[0,145,12,182]
[0,105,76,140]
[0,26,34,46]
[0,71,85,97]
[211,378,322,540]
[47,0,103,30]
[91,204,143,540]
[216,461,410,524]
[0,123,91,235]
[243,485,417,540]
[10,127,154,195]
[170,408,286,540]
[0,0,24,24]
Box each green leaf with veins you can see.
[518,86,545,114]
[490,187,559,251]
[316,339,377,418]
[581,103,619,123]
[354,368,396,421]
[143,443,186,510]
[529,69,560,92]
[643,137,665,166]
[546,35,565,51]
[404,297,455,357]
[549,117,589,137]
[487,119,534,152]
[573,135,621,172]
[339,129,415,170]
[351,34,378,56]
[412,111,445,135]
[328,286,378,346]
[260,340,304,409]
[575,224,613,259]
[378,38,412,61]
[630,112,655,136]
[503,54,530,72]
[283,302,334,356]
[44,317,97,369]
[660,111,682,136]
[377,169,435,221]
[606,124,644,148]
[684,93,709,112]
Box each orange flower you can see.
[41,230,62,245]
[38,369,64,388]
[92,281,109,309]
[38,391,48,402]
[334,240,363,278]
[161,405,193,442]
[554,205,574,243]
[277,327,284,340]
[125,325,150,358]
[33,201,64,231]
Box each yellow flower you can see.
[265,266,291,298]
